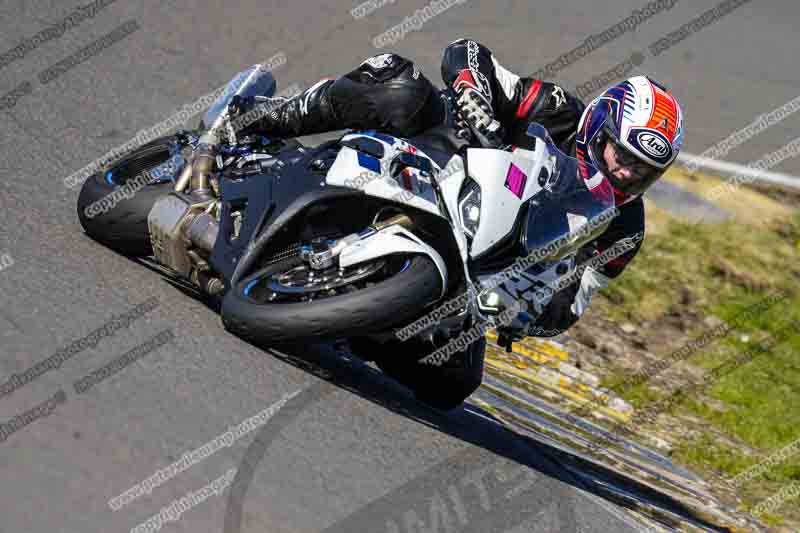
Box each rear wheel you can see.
[76,135,186,256]
[221,253,443,345]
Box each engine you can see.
[148,191,225,295]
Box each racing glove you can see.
[478,285,533,352]
[451,71,505,148]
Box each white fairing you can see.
[325,133,442,216]
[326,133,473,297]
[338,225,448,298]
[465,141,547,257]
[324,132,559,304]
[435,155,470,262]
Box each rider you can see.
[229,39,685,341]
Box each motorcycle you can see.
[77,64,615,409]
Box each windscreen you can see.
[521,123,618,262]
[203,64,277,130]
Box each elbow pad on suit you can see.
[570,267,611,318]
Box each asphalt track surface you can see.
[1,1,797,532]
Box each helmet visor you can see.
[591,127,665,196]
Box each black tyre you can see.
[221,254,442,345]
[76,135,183,256]
[351,335,486,410]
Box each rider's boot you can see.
[238,78,341,139]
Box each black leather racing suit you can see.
[240,41,646,338]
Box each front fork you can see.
[300,214,413,270]
[299,213,450,301]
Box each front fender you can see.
[339,225,448,299]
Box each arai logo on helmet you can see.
[636,131,671,159]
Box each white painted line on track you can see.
[677,152,800,190]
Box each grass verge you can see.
[594,169,800,526]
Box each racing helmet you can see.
[576,76,684,205]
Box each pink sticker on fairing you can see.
[504,163,527,198]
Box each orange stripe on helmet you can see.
[647,91,679,140]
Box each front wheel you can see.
[221,254,443,345]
